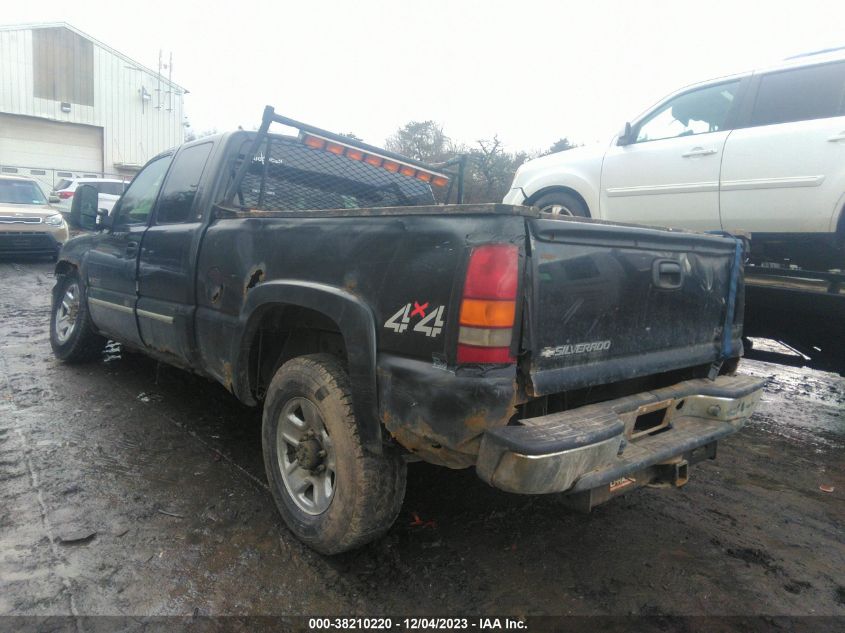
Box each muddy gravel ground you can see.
[1,260,843,624]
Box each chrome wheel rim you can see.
[540,203,574,216]
[54,282,80,344]
[276,397,336,515]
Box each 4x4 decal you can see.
[384,302,445,338]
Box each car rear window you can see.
[94,182,126,195]
[54,179,73,191]
[750,61,845,127]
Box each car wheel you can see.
[532,191,589,217]
[50,269,106,363]
[262,354,406,554]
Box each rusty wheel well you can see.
[246,304,348,401]
[54,260,77,278]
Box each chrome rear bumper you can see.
[476,374,765,496]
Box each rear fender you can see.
[236,281,381,452]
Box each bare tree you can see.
[544,137,578,155]
[385,121,452,163]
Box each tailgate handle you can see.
[653,260,683,289]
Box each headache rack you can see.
[222,106,466,212]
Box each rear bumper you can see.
[476,374,765,496]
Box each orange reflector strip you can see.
[303,135,326,150]
[302,134,448,184]
[459,299,516,328]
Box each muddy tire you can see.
[50,270,105,363]
[262,354,406,554]
[533,191,589,217]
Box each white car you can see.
[53,178,127,215]
[504,48,845,268]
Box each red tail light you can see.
[57,190,74,199]
[457,244,519,364]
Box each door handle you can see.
[682,147,717,157]
[653,259,684,289]
[125,240,139,257]
[827,132,845,142]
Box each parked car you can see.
[0,175,68,259]
[53,177,127,215]
[51,107,764,554]
[504,48,845,269]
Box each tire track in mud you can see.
[0,353,82,629]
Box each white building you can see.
[0,22,186,188]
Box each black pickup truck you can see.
[51,107,765,554]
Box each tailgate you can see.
[524,217,742,395]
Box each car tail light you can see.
[457,244,519,364]
[57,191,74,199]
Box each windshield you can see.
[0,180,48,205]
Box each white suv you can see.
[504,48,845,268]
[53,178,127,214]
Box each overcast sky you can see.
[4,0,845,153]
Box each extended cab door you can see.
[85,155,173,345]
[600,79,743,231]
[720,60,845,236]
[136,141,215,364]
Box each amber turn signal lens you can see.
[303,135,326,150]
[459,299,516,328]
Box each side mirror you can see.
[68,184,100,231]
[617,122,634,146]
[96,208,112,229]
[48,194,60,203]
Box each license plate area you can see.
[627,399,673,440]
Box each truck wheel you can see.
[50,270,105,363]
[532,191,589,217]
[262,354,406,554]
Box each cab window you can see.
[112,155,173,227]
[635,80,741,143]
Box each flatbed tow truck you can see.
[743,264,845,375]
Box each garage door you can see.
[0,113,103,173]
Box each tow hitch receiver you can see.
[653,459,690,488]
